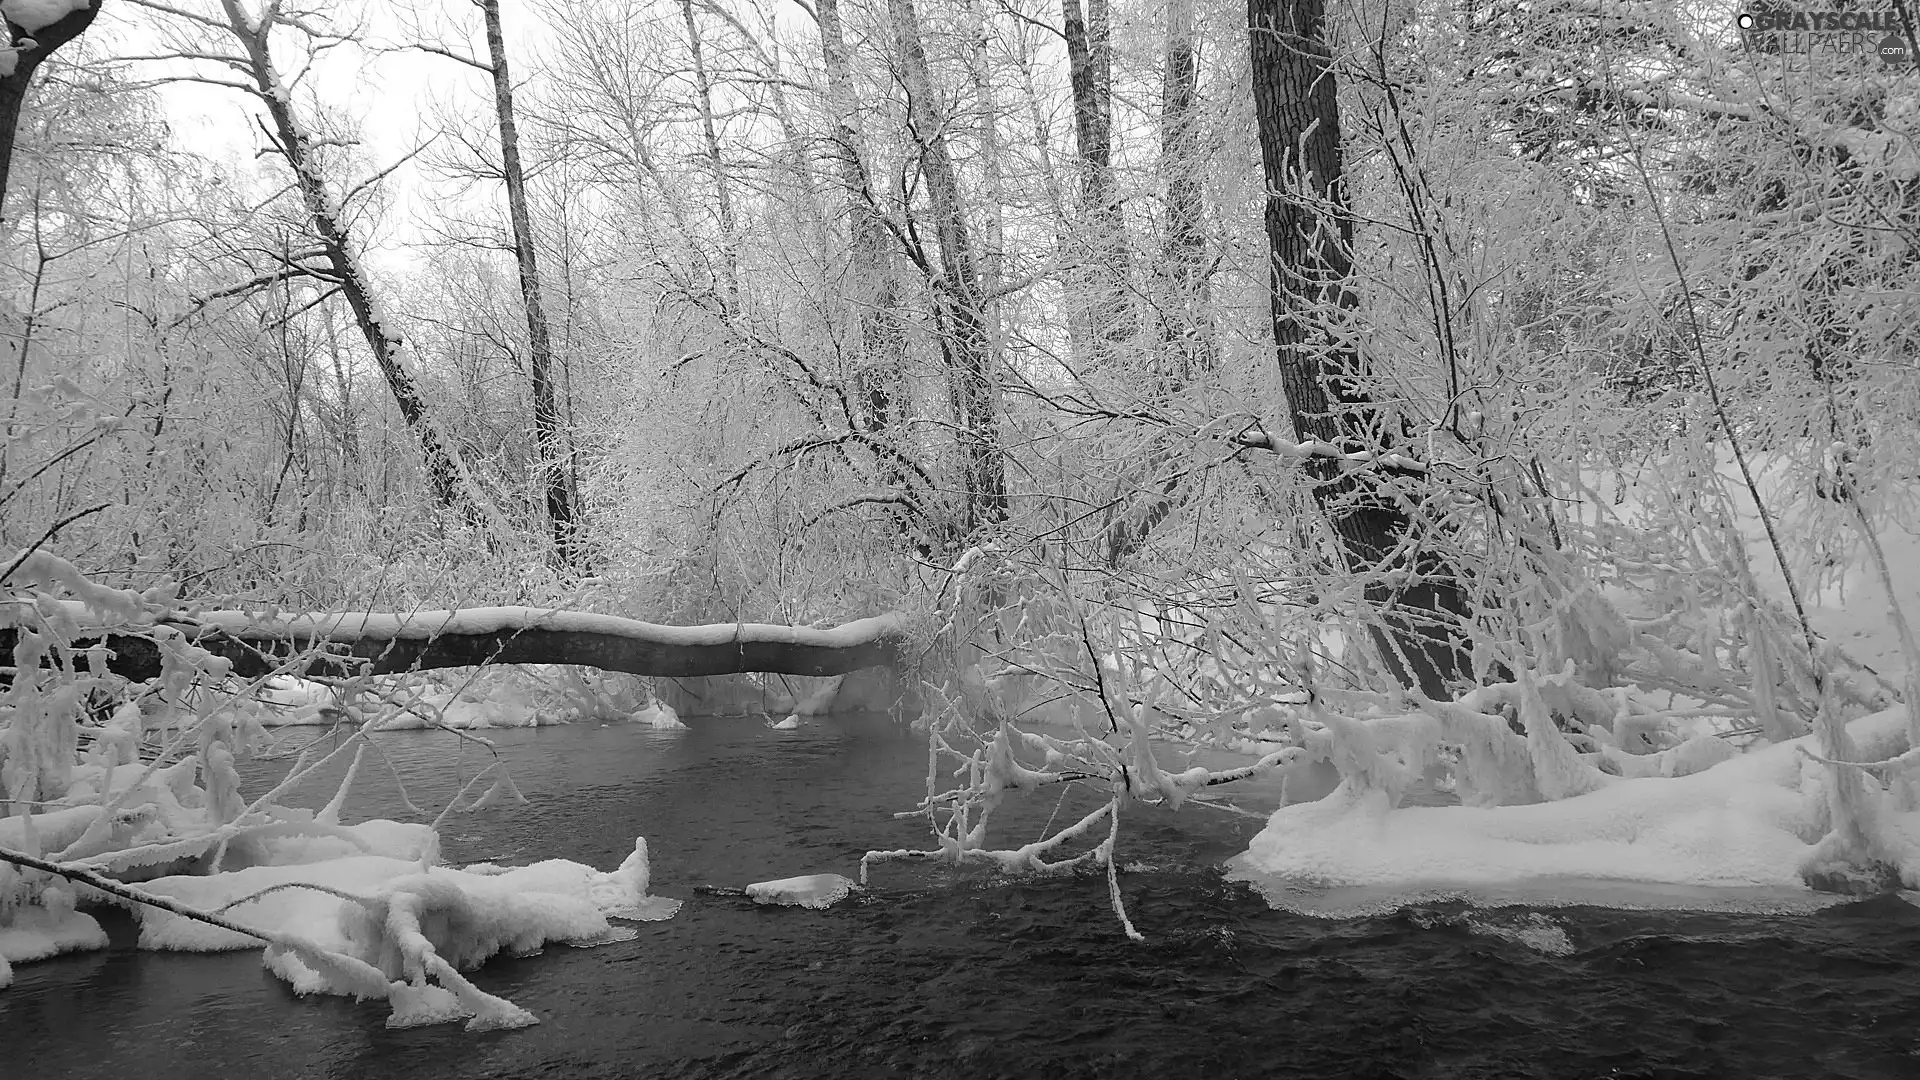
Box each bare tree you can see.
[816,0,907,449]
[679,0,738,302]
[1060,0,1130,366]
[888,0,1005,538]
[197,0,496,528]
[480,0,582,569]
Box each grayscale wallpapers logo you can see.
[1736,6,1916,64]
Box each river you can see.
[5,712,1919,1078]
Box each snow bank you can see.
[0,889,107,989]
[1714,456,1919,690]
[360,690,545,731]
[243,676,553,730]
[246,675,687,731]
[1231,706,1919,909]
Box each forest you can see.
[2,0,1918,1042]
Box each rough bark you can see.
[0,0,102,219]
[1061,0,1130,366]
[482,0,581,569]
[1,610,908,683]
[215,1,493,527]
[1248,0,1470,698]
[888,0,1006,536]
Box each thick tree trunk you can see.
[0,0,102,220]
[888,0,1006,537]
[1061,0,1130,366]
[482,0,581,570]
[216,1,493,528]
[1247,0,1470,698]
[0,609,907,683]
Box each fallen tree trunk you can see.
[2,608,911,683]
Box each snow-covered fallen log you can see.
[0,605,911,682]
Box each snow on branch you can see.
[1227,419,1429,474]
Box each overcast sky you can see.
[98,0,561,274]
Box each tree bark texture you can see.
[1248,0,1470,698]
[482,0,582,569]
[0,0,102,219]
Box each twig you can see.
[0,504,113,584]
[0,843,273,942]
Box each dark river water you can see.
[6,712,1920,1079]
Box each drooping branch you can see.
[1,607,911,682]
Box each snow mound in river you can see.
[745,873,859,909]
[1231,707,1920,909]
[133,836,679,1030]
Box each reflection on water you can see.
[6,713,1920,1079]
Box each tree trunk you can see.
[817,0,906,439]
[1061,0,1131,368]
[1097,0,1218,565]
[680,0,739,303]
[888,0,1006,537]
[1247,0,1470,698]
[0,0,103,220]
[1159,0,1214,381]
[481,0,582,570]
[216,1,495,529]
[816,0,943,550]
